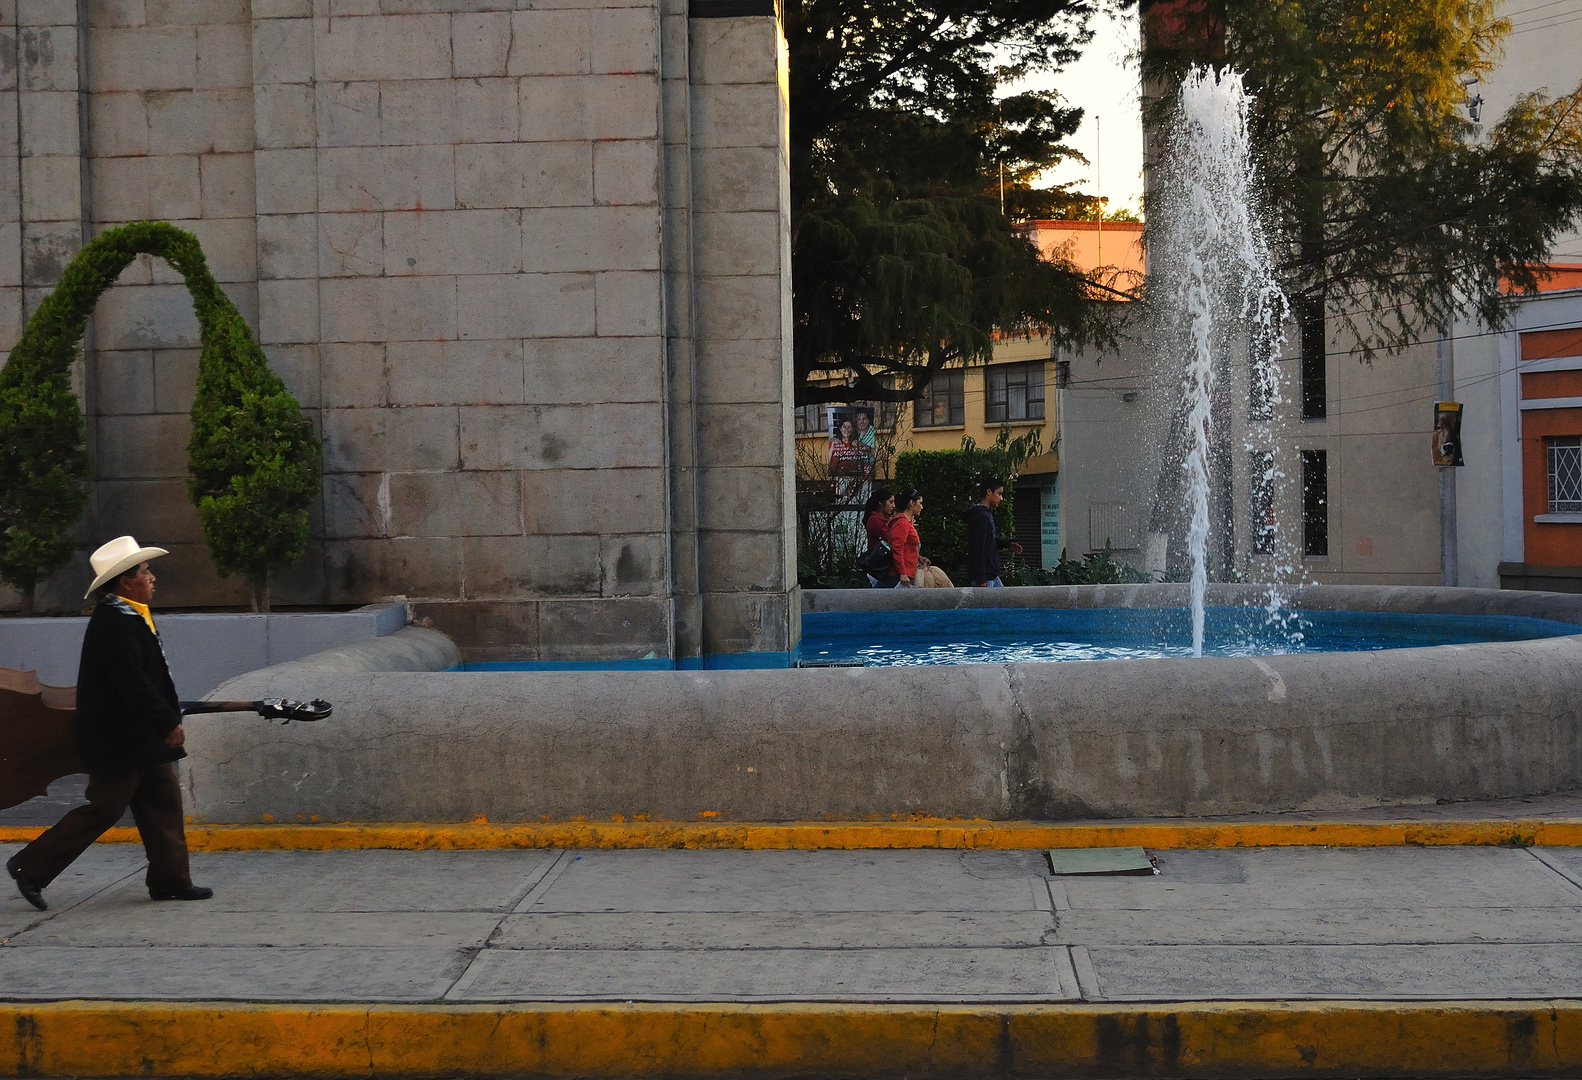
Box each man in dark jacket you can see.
[966,476,1023,588]
[6,536,211,910]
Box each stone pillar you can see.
[688,0,799,661]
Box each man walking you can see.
[966,476,1023,588]
[6,536,212,910]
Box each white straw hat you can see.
[85,536,169,598]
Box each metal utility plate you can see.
[1047,847,1156,876]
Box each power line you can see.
[1501,0,1580,21]
[1509,9,1582,32]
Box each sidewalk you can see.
[8,819,1582,1076]
[5,841,1582,1003]
[3,847,1582,1080]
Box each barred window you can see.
[985,362,1046,423]
[1550,436,1582,513]
[1301,449,1328,556]
[794,402,826,435]
[913,370,965,427]
[1250,450,1276,555]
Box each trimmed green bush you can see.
[0,320,89,615]
[892,427,1042,577]
[0,221,320,614]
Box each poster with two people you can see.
[827,405,878,505]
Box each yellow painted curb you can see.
[3,1000,1582,1077]
[2,817,1580,851]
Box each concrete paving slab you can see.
[1056,905,1582,945]
[1064,847,1581,910]
[493,910,1059,950]
[0,843,146,938]
[105,850,558,912]
[449,946,1081,1002]
[530,850,1052,913]
[12,907,504,948]
[1082,943,1582,1000]
[0,945,469,1001]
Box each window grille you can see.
[985,362,1046,423]
[1550,436,1582,512]
[913,370,965,427]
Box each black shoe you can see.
[150,885,213,902]
[6,856,46,911]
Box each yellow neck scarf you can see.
[117,595,155,634]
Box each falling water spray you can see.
[1154,67,1289,656]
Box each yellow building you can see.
[793,220,1143,569]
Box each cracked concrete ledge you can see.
[176,630,1582,823]
[802,582,1582,622]
[4,999,1582,1078]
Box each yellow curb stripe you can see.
[2,818,1580,851]
[4,1000,1582,1077]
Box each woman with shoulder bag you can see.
[859,488,897,586]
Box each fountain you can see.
[175,69,1582,827]
[1149,67,1291,655]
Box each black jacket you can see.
[966,502,1011,585]
[73,597,185,773]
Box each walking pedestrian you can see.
[966,476,1023,588]
[887,488,929,587]
[6,536,212,910]
[860,490,898,588]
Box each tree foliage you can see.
[788,0,1114,405]
[1142,0,1582,354]
[184,239,321,613]
[0,222,319,614]
[0,286,90,615]
[893,426,1044,574]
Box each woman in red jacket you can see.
[886,488,927,587]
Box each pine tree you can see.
[788,0,1114,406]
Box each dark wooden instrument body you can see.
[0,668,80,812]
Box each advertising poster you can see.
[827,406,877,504]
[1432,401,1464,467]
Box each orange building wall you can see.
[1521,404,1582,567]
[1521,325,1582,362]
[1522,369,1582,399]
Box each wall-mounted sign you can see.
[1433,401,1464,467]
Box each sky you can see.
[1005,6,1147,218]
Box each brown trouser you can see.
[14,763,192,892]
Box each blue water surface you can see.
[797,606,1581,666]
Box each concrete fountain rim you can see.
[801,581,1582,627]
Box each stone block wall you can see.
[0,0,798,665]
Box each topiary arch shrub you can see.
[0,221,321,614]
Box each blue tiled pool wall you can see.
[445,607,1581,671]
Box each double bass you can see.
[0,667,329,811]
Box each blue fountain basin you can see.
[797,605,1581,666]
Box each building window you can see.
[985,362,1046,423]
[1550,436,1582,512]
[1301,449,1328,556]
[1300,297,1326,420]
[913,370,965,427]
[1250,450,1276,555]
[793,402,826,435]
